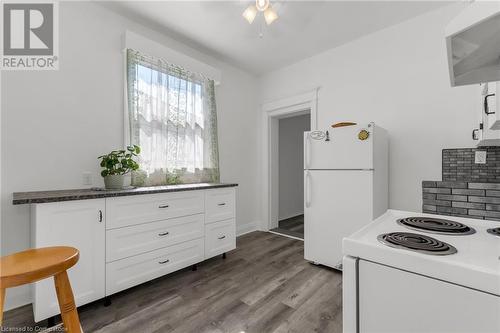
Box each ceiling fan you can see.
[242,0,279,25]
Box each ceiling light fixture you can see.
[242,5,258,24]
[263,6,278,25]
[243,0,278,25]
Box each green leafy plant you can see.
[166,169,182,185]
[98,145,141,177]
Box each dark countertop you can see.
[13,183,238,205]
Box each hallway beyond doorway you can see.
[270,215,304,239]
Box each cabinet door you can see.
[32,199,105,322]
[478,82,500,146]
[485,81,499,130]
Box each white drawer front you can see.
[205,188,235,224]
[106,214,204,262]
[106,238,204,295]
[106,191,204,229]
[205,219,236,259]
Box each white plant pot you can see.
[104,174,124,190]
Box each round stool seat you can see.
[0,246,79,289]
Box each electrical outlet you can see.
[82,172,93,185]
[475,151,487,164]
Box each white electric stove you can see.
[343,209,500,333]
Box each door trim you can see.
[260,88,320,231]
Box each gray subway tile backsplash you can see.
[443,148,500,183]
[468,196,500,204]
[451,201,485,210]
[485,190,500,197]
[451,188,485,196]
[436,194,467,202]
[422,148,500,222]
[468,182,500,190]
[423,188,451,194]
[422,182,500,221]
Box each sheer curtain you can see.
[126,49,220,186]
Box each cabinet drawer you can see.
[106,191,204,229]
[205,188,235,224]
[106,214,204,262]
[205,219,236,259]
[106,238,204,295]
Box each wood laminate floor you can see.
[270,215,304,239]
[3,231,342,333]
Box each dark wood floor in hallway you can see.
[3,231,342,333]
[270,215,304,239]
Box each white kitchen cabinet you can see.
[473,82,500,146]
[26,186,237,322]
[31,199,106,322]
[484,81,499,130]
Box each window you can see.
[126,49,220,186]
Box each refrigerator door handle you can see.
[305,171,312,208]
[305,133,311,169]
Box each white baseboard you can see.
[4,285,31,311]
[236,221,260,236]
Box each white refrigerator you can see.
[304,122,388,270]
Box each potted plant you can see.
[98,145,141,189]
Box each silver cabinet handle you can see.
[218,235,226,240]
[158,204,169,209]
[98,210,103,222]
[158,231,169,237]
[158,259,170,264]
[218,203,226,206]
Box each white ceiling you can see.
[103,1,451,75]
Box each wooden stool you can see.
[0,246,82,333]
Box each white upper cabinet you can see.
[473,82,500,147]
[484,81,499,130]
[445,1,500,86]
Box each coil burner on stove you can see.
[397,217,475,235]
[377,232,457,255]
[487,227,500,237]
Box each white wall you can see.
[259,3,477,214]
[1,2,259,309]
[279,114,310,220]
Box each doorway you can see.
[261,89,318,237]
[269,114,310,239]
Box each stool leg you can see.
[54,271,82,333]
[0,288,5,326]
